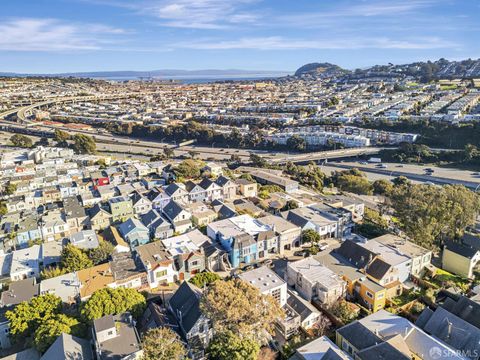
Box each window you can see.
[377,293,384,299]
[365,291,373,299]
[271,288,281,304]
[191,260,199,266]
[156,270,167,278]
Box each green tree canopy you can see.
[163,147,175,159]
[302,229,321,244]
[286,135,306,152]
[391,184,480,250]
[141,327,188,360]
[40,266,67,280]
[6,294,62,340]
[207,331,260,360]
[372,179,394,196]
[54,129,70,143]
[174,159,204,180]
[249,153,267,168]
[87,240,114,265]
[61,244,93,272]
[200,279,283,344]
[189,271,221,288]
[10,134,33,148]
[81,287,146,322]
[331,169,373,195]
[4,182,17,195]
[72,134,96,154]
[33,314,83,353]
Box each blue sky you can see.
[0,0,478,73]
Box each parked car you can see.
[319,242,329,251]
[293,250,309,257]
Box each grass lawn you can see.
[431,268,471,292]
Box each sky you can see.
[0,0,478,73]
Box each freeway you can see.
[0,95,384,163]
[326,160,480,190]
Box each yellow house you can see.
[318,250,387,312]
[442,240,480,279]
[235,179,257,198]
[346,275,386,312]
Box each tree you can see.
[10,134,33,148]
[391,184,480,250]
[33,314,82,353]
[40,266,67,280]
[174,159,204,180]
[0,201,7,216]
[356,208,389,238]
[81,287,146,321]
[87,240,114,265]
[239,173,254,182]
[72,134,96,154]
[286,135,306,152]
[61,244,93,272]
[4,182,17,195]
[464,144,479,161]
[331,169,373,195]
[188,150,200,159]
[284,162,325,191]
[54,129,70,143]
[258,185,283,199]
[392,176,410,187]
[302,229,320,244]
[372,179,394,196]
[229,154,241,164]
[163,147,175,159]
[6,294,62,340]
[141,327,187,360]
[330,301,358,324]
[207,331,260,360]
[281,200,298,211]
[190,272,221,288]
[200,279,284,344]
[249,153,267,168]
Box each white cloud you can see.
[89,0,261,29]
[0,18,126,51]
[176,36,455,50]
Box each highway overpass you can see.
[269,147,384,164]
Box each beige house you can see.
[236,178,257,197]
[442,239,480,278]
[258,214,302,254]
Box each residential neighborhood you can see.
[0,142,478,360]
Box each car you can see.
[359,161,369,165]
[319,242,329,251]
[293,250,310,258]
[396,164,404,168]
[425,168,434,173]
[377,164,387,168]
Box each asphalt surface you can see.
[327,160,480,189]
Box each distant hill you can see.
[294,62,347,77]
[294,58,480,81]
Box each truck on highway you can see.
[368,157,382,163]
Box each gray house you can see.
[168,281,212,359]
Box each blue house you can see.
[16,214,41,248]
[118,218,150,249]
[217,232,257,268]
